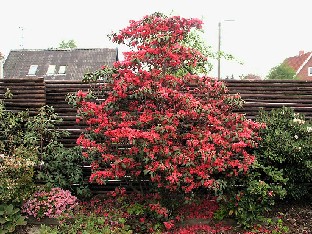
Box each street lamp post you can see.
[217,22,221,79]
[217,20,235,79]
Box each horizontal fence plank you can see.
[0,78,46,111]
[2,78,312,125]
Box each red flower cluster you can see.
[74,13,264,195]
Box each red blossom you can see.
[76,90,88,98]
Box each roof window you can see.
[46,65,56,75]
[308,67,312,76]
[58,65,67,74]
[27,65,38,75]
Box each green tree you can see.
[58,39,77,49]
[266,63,297,80]
[178,27,236,77]
[178,29,213,76]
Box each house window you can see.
[46,65,56,75]
[308,67,312,76]
[58,65,67,74]
[28,65,38,75]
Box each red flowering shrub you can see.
[72,12,264,196]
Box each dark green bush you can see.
[0,101,30,156]
[217,161,287,228]
[218,107,312,227]
[36,144,91,198]
[255,107,312,200]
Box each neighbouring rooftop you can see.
[3,48,118,80]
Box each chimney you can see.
[299,50,304,56]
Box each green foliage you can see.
[217,107,312,227]
[38,225,58,234]
[219,174,286,228]
[262,218,289,234]
[0,204,26,234]
[0,100,31,155]
[126,203,145,216]
[37,145,91,198]
[20,105,90,198]
[39,212,132,234]
[29,106,91,198]
[176,29,213,76]
[0,101,90,201]
[58,39,77,49]
[0,101,38,204]
[0,102,64,158]
[23,105,67,162]
[217,167,286,228]
[0,146,37,204]
[255,107,312,200]
[266,63,298,80]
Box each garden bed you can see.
[13,199,312,234]
[269,200,312,234]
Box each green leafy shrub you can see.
[36,145,91,198]
[0,101,30,156]
[1,101,90,198]
[39,212,133,234]
[218,169,286,228]
[23,105,91,198]
[0,100,39,206]
[255,107,312,200]
[0,146,37,204]
[0,204,26,234]
[216,106,311,227]
[266,63,298,80]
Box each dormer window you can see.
[308,67,312,76]
[58,65,67,74]
[46,65,56,75]
[28,65,38,75]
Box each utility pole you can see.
[217,20,235,79]
[217,22,221,79]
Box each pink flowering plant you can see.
[22,187,78,220]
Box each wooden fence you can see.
[0,78,46,112]
[225,79,312,119]
[2,77,312,193]
[1,78,312,147]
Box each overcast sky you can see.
[1,0,312,78]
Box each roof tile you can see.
[284,51,312,72]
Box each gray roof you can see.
[3,48,118,80]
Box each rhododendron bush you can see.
[72,12,263,195]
